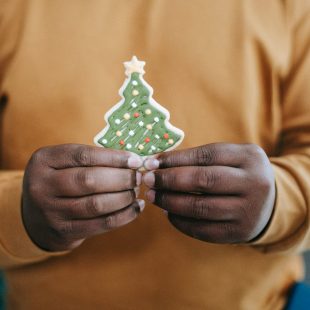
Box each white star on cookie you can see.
[124,56,145,76]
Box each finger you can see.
[57,200,145,240]
[52,167,140,197]
[143,166,246,194]
[58,190,137,219]
[40,144,143,169]
[168,214,243,243]
[144,143,263,170]
[147,190,243,221]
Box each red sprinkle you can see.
[119,140,125,145]
[145,137,151,143]
[133,112,140,118]
[163,133,169,139]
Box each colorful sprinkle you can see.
[145,109,152,115]
[129,130,135,136]
[151,146,156,150]
[133,112,140,118]
[138,121,144,127]
[146,124,152,130]
[154,117,159,122]
[163,133,169,139]
[115,119,121,124]
[116,131,122,137]
[138,144,144,150]
[123,113,130,120]
[119,140,125,145]
[132,89,139,96]
[126,143,132,149]
[168,139,174,145]
[131,102,137,108]
[102,139,107,144]
[155,134,160,139]
[132,80,138,86]
[145,137,151,143]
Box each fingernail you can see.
[134,187,140,198]
[143,171,155,188]
[128,154,143,169]
[144,158,160,170]
[136,171,142,186]
[136,199,145,212]
[163,210,168,217]
[146,190,155,203]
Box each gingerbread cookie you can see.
[94,56,184,156]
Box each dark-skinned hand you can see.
[22,144,144,252]
[143,143,275,244]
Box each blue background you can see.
[304,252,310,284]
[0,271,5,310]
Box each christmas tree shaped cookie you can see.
[94,56,184,156]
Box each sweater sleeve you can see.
[0,2,68,268]
[252,3,310,253]
[0,171,59,268]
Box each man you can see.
[0,0,309,309]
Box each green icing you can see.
[96,72,182,156]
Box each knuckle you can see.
[61,198,87,219]
[57,221,74,236]
[44,198,64,216]
[44,212,59,229]
[62,199,78,216]
[73,146,93,166]
[29,147,48,165]
[190,197,208,219]
[256,175,272,192]
[86,195,102,217]
[205,171,218,190]
[195,145,217,166]
[244,144,265,158]
[229,207,254,242]
[76,169,95,191]
[195,169,217,191]
[49,217,74,237]
[25,178,43,199]
[102,214,116,230]
[247,172,272,195]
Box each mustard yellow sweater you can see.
[0,1,309,309]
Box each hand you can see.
[142,143,275,244]
[22,144,144,252]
